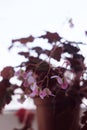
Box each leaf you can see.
[18,52,29,58]
[36,61,50,73]
[0,79,13,110]
[63,43,80,54]
[32,47,44,56]
[67,57,85,72]
[8,35,35,50]
[1,66,14,79]
[12,35,34,44]
[51,46,63,61]
[39,31,61,43]
[29,56,42,65]
[73,54,84,61]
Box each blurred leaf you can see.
[32,47,44,56]
[12,35,34,44]
[63,43,80,54]
[9,35,35,50]
[18,52,29,58]
[39,31,61,43]
[51,46,63,61]
[1,66,14,79]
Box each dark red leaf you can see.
[12,35,34,44]
[27,56,50,73]
[32,47,44,56]
[67,57,85,72]
[63,43,80,54]
[51,46,63,61]
[8,35,35,50]
[0,79,10,96]
[1,66,14,79]
[18,52,29,58]
[39,31,61,43]
[0,79,13,110]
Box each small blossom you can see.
[61,78,68,89]
[51,75,68,90]
[23,71,36,87]
[22,71,33,79]
[23,80,29,87]
[39,88,54,99]
[29,87,39,98]
[30,82,38,91]
[27,75,36,85]
[51,75,63,84]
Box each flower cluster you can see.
[15,70,54,99]
[0,31,87,111]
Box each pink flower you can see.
[29,87,39,98]
[51,75,68,90]
[23,80,29,87]
[27,75,36,85]
[23,71,36,87]
[22,71,33,79]
[29,83,39,97]
[30,82,38,91]
[39,88,54,99]
[61,78,68,89]
[51,75,63,84]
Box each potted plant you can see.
[0,31,87,130]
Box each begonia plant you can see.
[0,31,87,129]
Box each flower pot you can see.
[34,93,80,130]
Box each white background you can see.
[0,0,87,67]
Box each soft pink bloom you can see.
[27,75,36,85]
[61,78,68,89]
[30,82,38,91]
[23,71,36,87]
[51,75,63,85]
[56,76,63,85]
[29,87,39,98]
[22,71,33,79]
[51,75,68,90]
[39,88,54,99]
[23,80,29,87]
